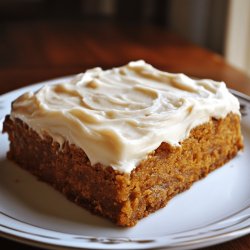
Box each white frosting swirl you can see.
[11,61,240,173]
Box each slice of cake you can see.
[3,61,243,226]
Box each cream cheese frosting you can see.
[11,60,240,173]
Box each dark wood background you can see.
[1,20,250,95]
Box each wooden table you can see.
[0,20,250,250]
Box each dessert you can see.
[3,61,243,226]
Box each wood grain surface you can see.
[0,20,249,250]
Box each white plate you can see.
[0,77,250,250]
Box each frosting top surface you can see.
[11,60,240,173]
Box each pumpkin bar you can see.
[3,61,243,226]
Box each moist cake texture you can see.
[3,61,244,226]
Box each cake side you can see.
[3,116,129,224]
[3,113,243,226]
[125,113,243,225]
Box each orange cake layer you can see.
[3,113,243,226]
